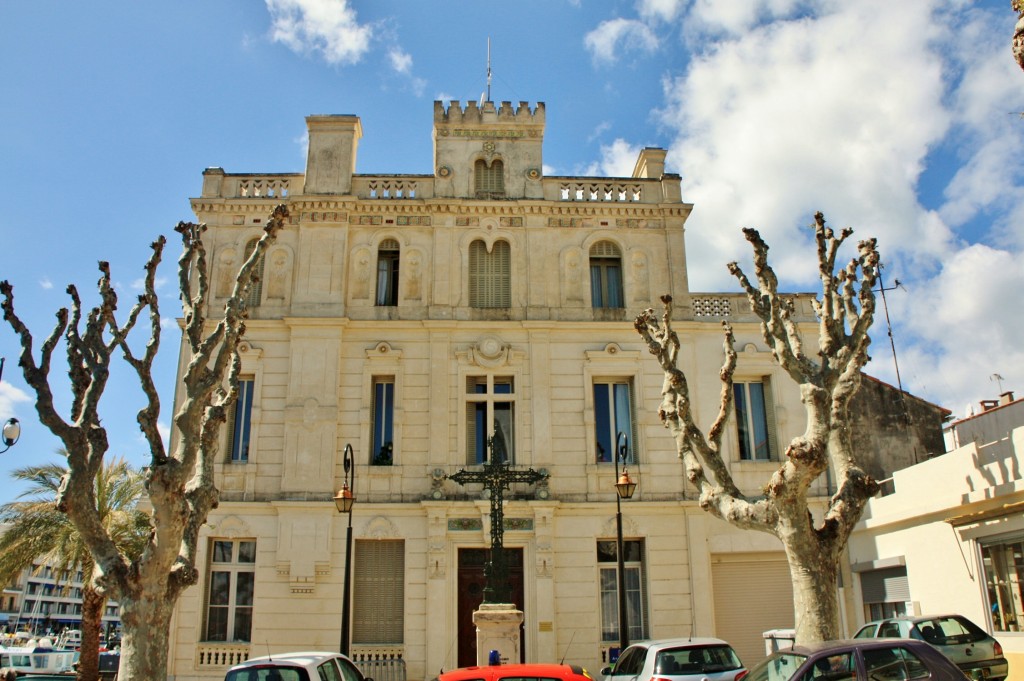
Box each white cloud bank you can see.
[594,0,1024,418]
[266,0,372,65]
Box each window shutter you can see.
[763,376,780,460]
[242,239,265,309]
[353,540,405,644]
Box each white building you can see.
[849,392,1024,681]
[167,99,946,681]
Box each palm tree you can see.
[0,456,150,681]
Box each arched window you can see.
[474,159,505,198]
[376,238,400,306]
[242,238,265,309]
[469,240,511,308]
[590,241,623,308]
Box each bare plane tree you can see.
[1014,1,1024,71]
[1,205,288,681]
[634,212,880,643]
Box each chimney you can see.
[1000,391,1015,406]
[632,147,667,179]
[304,115,362,195]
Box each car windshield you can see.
[226,665,310,681]
[915,616,987,645]
[655,646,744,674]
[747,652,808,681]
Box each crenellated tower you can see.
[432,100,545,200]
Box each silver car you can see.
[854,614,1006,681]
[602,637,747,681]
[225,651,370,681]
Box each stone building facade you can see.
[166,100,944,680]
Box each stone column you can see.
[473,603,523,667]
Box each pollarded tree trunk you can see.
[1,205,289,681]
[635,212,879,644]
[117,592,178,680]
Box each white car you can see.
[602,638,747,681]
[225,651,370,681]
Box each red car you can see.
[434,663,594,681]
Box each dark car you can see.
[745,638,968,681]
[434,662,594,681]
[854,615,1006,681]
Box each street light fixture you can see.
[333,443,356,656]
[614,431,637,654]
[1,417,20,454]
[0,359,21,454]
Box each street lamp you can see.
[1,417,20,454]
[614,431,637,654]
[0,359,21,454]
[333,443,356,656]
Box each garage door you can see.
[712,553,794,668]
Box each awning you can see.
[946,500,1024,527]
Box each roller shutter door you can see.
[712,553,794,668]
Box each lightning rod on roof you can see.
[487,37,492,103]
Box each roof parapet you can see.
[434,100,545,125]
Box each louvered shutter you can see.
[352,539,405,644]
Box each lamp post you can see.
[0,359,21,454]
[333,443,356,656]
[614,431,637,654]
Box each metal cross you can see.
[447,433,548,603]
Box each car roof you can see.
[630,638,733,649]
[440,663,588,680]
[230,651,346,668]
[862,614,963,625]
[783,639,933,655]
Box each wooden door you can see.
[457,548,525,667]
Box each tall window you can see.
[205,539,255,642]
[228,377,255,463]
[734,379,777,461]
[597,539,647,643]
[242,239,265,309]
[590,241,624,308]
[371,378,394,465]
[474,159,505,198]
[466,376,515,464]
[982,534,1023,632]
[594,380,635,463]
[376,239,400,306]
[353,539,405,644]
[469,240,511,308]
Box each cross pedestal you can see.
[473,602,523,667]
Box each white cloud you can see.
[584,18,659,63]
[638,0,686,23]
[39,278,53,290]
[388,47,412,74]
[650,0,1024,415]
[0,377,31,423]
[266,0,372,65]
[158,420,171,449]
[585,139,642,177]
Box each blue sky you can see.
[1,0,1022,503]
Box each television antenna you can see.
[876,262,906,395]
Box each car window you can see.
[319,660,343,681]
[336,658,365,681]
[747,652,808,681]
[894,647,930,680]
[612,647,646,676]
[864,647,908,681]
[878,622,902,638]
[930,616,986,644]
[657,645,744,674]
[801,652,854,681]
[854,625,877,639]
[226,666,308,681]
